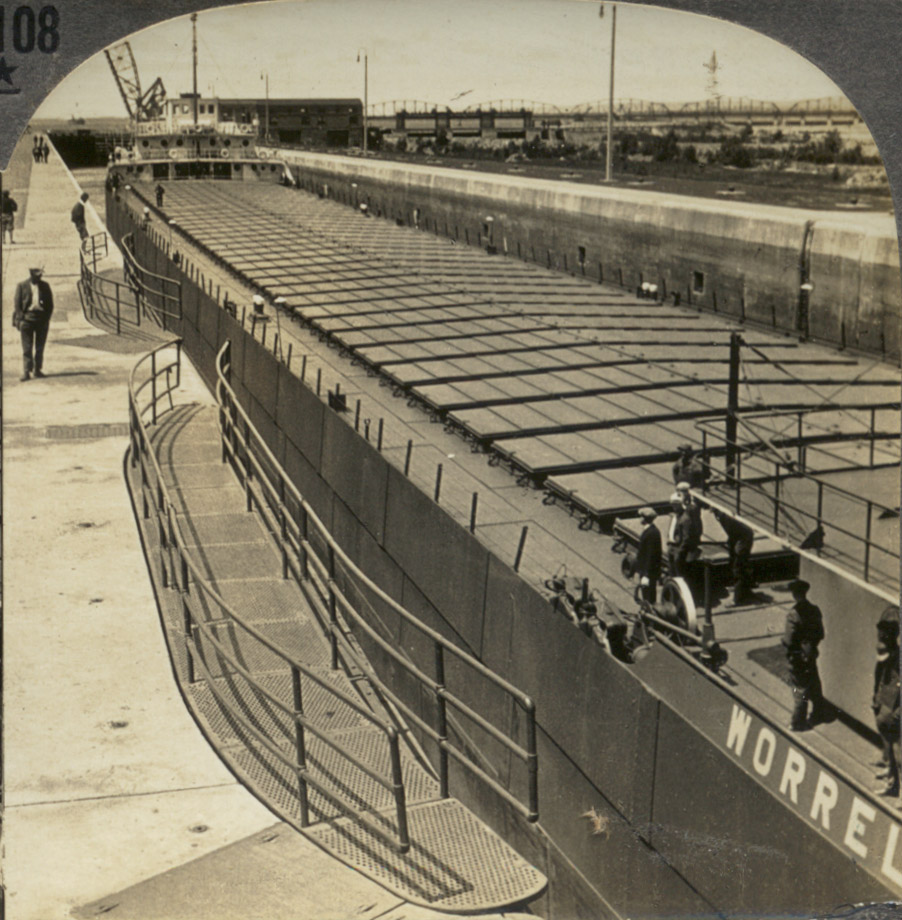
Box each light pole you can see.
[260,71,270,142]
[603,3,616,182]
[357,49,368,154]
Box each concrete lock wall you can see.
[284,152,901,360]
[107,192,898,917]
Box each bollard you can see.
[377,418,384,451]
[470,492,478,533]
[404,439,413,476]
[434,464,443,503]
[301,354,307,382]
[316,368,322,395]
[355,399,361,431]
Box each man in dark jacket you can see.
[71,192,89,240]
[13,266,54,381]
[672,444,710,490]
[1,190,18,244]
[667,491,700,581]
[635,507,662,604]
[873,604,900,797]
[782,579,827,731]
[714,509,755,604]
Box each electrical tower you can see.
[703,50,721,106]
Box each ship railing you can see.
[127,340,412,854]
[121,231,182,323]
[695,407,900,588]
[80,230,108,274]
[215,340,540,824]
[77,243,142,335]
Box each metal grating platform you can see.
[307,798,546,911]
[127,402,547,912]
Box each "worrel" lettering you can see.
[726,703,902,889]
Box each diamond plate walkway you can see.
[125,399,546,914]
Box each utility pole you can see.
[357,49,368,154]
[191,13,198,128]
[605,4,616,182]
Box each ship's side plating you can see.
[277,150,901,361]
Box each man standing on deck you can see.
[13,266,54,381]
[782,579,827,731]
[714,508,755,604]
[872,605,900,797]
[635,507,662,604]
[2,190,18,244]
[71,192,89,240]
[667,491,700,580]
[155,183,165,208]
[672,444,709,490]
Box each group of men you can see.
[32,136,49,164]
[631,445,899,795]
[634,444,754,606]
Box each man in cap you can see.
[71,191,89,240]
[13,265,54,381]
[872,604,900,797]
[672,443,709,490]
[782,579,827,731]
[635,507,662,604]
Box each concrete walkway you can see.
[0,144,531,918]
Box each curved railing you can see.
[121,231,182,323]
[77,231,143,334]
[215,340,540,824]
[127,339,411,853]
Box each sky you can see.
[35,0,846,119]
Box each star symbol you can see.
[0,57,18,86]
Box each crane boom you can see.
[104,40,167,124]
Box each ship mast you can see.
[191,13,199,128]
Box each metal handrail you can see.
[80,230,109,274]
[121,232,183,321]
[127,340,411,852]
[696,413,899,586]
[216,340,540,822]
[78,246,141,335]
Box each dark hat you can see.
[788,579,810,594]
[677,443,693,453]
[878,604,899,632]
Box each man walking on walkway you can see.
[13,266,54,381]
[71,192,89,240]
[1,190,18,244]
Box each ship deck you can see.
[112,175,899,797]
